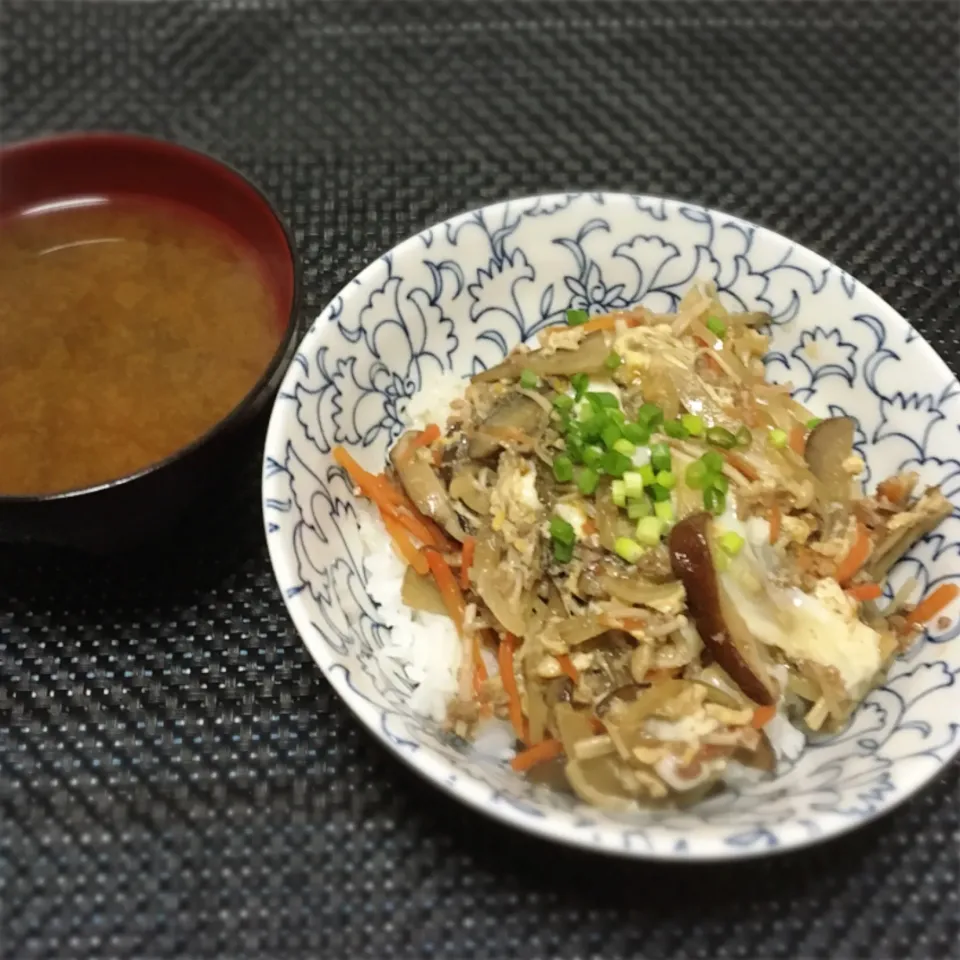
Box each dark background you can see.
[1,1,959,958]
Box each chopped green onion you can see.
[638,463,656,487]
[614,536,645,563]
[553,454,574,483]
[553,539,574,563]
[608,408,626,426]
[655,470,676,491]
[602,450,632,478]
[654,500,675,525]
[706,315,727,339]
[580,414,606,442]
[637,403,664,427]
[582,444,603,467]
[685,460,708,490]
[711,473,729,495]
[566,308,589,326]
[635,517,663,546]
[649,483,671,502]
[520,368,539,389]
[806,417,823,430]
[553,393,574,413]
[550,515,576,545]
[587,391,620,410]
[601,422,622,449]
[706,425,737,449]
[565,434,584,463]
[663,420,689,439]
[650,442,672,473]
[611,480,627,508]
[768,428,788,449]
[576,466,599,496]
[718,531,745,556]
[623,471,646,499]
[713,546,731,572]
[735,425,753,448]
[627,497,652,519]
[605,351,623,370]
[681,413,705,437]
[613,438,636,458]
[571,372,590,399]
[704,486,726,516]
[622,422,650,445]
[702,450,724,473]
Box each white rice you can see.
[403,371,467,432]
[359,370,468,722]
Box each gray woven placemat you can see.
[1,2,958,958]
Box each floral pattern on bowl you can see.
[263,193,960,860]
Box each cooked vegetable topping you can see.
[706,315,727,339]
[338,281,954,812]
[552,454,573,483]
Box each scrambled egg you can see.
[554,501,589,539]
[490,452,539,532]
[718,500,881,697]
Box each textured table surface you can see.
[1,2,959,958]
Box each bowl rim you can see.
[262,190,960,860]
[0,130,302,504]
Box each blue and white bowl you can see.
[263,193,960,859]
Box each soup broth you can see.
[0,196,283,496]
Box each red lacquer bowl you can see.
[0,132,300,549]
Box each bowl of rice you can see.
[262,193,960,859]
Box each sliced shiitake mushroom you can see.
[472,331,614,382]
[667,512,777,706]
[390,431,465,541]
[468,393,547,459]
[804,416,856,535]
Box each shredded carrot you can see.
[371,473,405,507]
[333,446,393,508]
[411,423,441,449]
[422,547,466,631]
[510,738,563,772]
[381,513,429,575]
[394,508,449,551]
[751,705,776,729]
[877,476,910,504]
[835,522,870,585]
[460,536,476,589]
[375,473,454,550]
[724,451,759,481]
[847,582,883,602]
[906,583,960,625]
[769,502,781,545]
[556,654,578,683]
[582,314,617,333]
[582,518,597,536]
[789,424,807,455]
[432,448,443,467]
[589,716,605,734]
[498,633,527,743]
